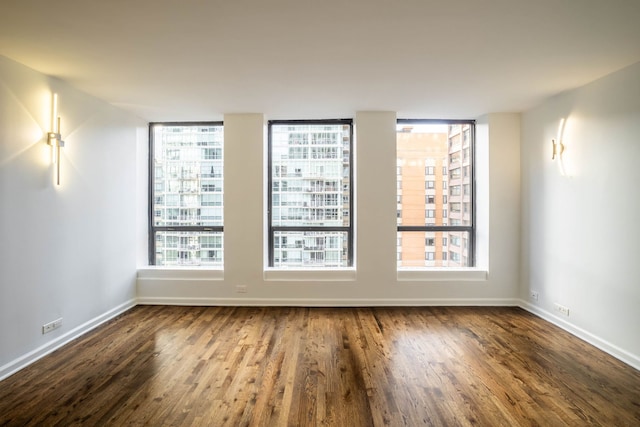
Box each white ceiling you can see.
[1,0,639,122]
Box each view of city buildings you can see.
[397,123,473,267]
[269,122,352,268]
[150,121,471,268]
[151,124,224,266]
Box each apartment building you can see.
[270,122,352,267]
[396,123,472,268]
[151,124,224,266]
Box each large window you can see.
[268,120,353,268]
[149,122,224,266]
[396,120,474,268]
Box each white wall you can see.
[138,112,521,305]
[0,55,145,379]
[521,62,640,368]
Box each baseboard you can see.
[518,300,640,371]
[136,296,520,307]
[0,299,137,381]
[4,297,637,381]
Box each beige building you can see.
[397,124,472,267]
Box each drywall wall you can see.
[521,61,640,368]
[0,55,145,378]
[137,112,521,304]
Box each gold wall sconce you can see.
[552,118,566,161]
[47,93,65,185]
[552,118,567,176]
[551,138,564,160]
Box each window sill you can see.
[397,268,487,282]
[137,266,224,281]
[264,268,356,282]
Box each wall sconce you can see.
[551,118,565,160]
[47,93,65,185]
[552,118,567,175]
[551,119,564,160]
[551,138,564,160]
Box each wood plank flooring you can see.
[1,306,639,426]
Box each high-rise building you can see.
[151,124,224,266]
[397,123,473,267]
[269,122,352,267]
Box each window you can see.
[396,119,475,268]
[149,123,224,266]
[268,120,353,268]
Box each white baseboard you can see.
[518,300,640,371]
[136,296,521,307]
[4,298,637,381]
[0,299,137,382]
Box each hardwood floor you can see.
[1,306,639,426]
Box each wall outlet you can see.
[554,303,570,316]
[236,285,248,293]
[42,318,63,334]
[530,291,539,301]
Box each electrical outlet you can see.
[42,318,63,334]
[530,291,539,301]
[554,303,570,316]
[236,285,248,293]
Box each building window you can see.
[268,120,353,268]
[149,122,224,267]
[396,119,475,268]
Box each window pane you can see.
[155,231,223,267]
[271,124,350,227]
[397,231,470,267]
[396,124,472,227]
[273,231,349,268]
[152,125,224,227]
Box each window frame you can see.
[267,119,354,268]
[396,118,476,267]
[148,121,224,266]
